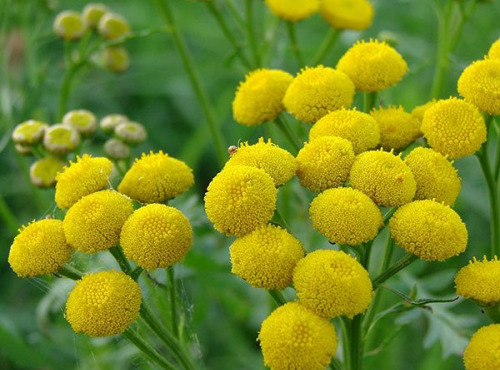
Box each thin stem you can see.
[349,315,363,370]
[338,317,351,370]
[167,267,180,338]
[312,28,341,66]
[372,253,418,288]
[268,289,287,306]
[152,0,227,167]
[274,115,301,153]
[363,92,378,113]
[109,246,132,274]
[57,265,84,280]
[0,195,19,235]
[362,241,374,271]
[245,0,260,67]
[58,61,85,121]
[122,328,176,370]
[382,207,396,224]
[286,21,304,67]
[224,0,245,29]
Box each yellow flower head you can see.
[455,256,500,305]
[229,224,304,290]
[8,219,72,278]
[411,100,437,122]
[489,38,500,59]
[309,187,382,245]
[104,138,130,159]
[283,66,355,123]
[264,0,319,22]
[389,200,468,261]
[225,138,297,186]
[98,12,130,40]
[259,302,337,370]
[296,136,355,193]
[120,204,193,270]
[370,105,421,151]
[309,108,380,154]
[458,58,500,115]
[55,154,113,209]
[82,3,108,29]
[102,47,130,74]
[233,69,293,126]
[320,0,374,31]
[53,11,87,41]
[336,39,408,92]
[63,109,98,136]
[114,122,147,146]
[43,124,81,155]
[421,98,486,159]
[463,324,500,370]
[30,157,66,188]
[118,151,194,203]
[65,270,142,337]
[349,149,416,207]
[204,165,277,236]
[100,114,129,134]
[293,249,373,318]
[63,190,133,253]
[404,147,461,205]
[12,120,48,145]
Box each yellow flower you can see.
[455,256,500,305]
[114,122,147,146]
[30,157,66,188]
[233,69,293,126]
[411,100,437,121]
[309,108,380,154]
[104,138,130,159]
[118,151,194,203]
[100,114,129,134]
[102,47,130,74]
[53,11,87,41]
[283,66,355,123]
[63,190,133,253]
[336,39,408,92]
[296,136,355,193]
[98,12,130,40]
[225,138,297,186]
[370,105,421,151]
[229,224,304,290]
[463,324,500,370]
[12,120,48,145]
[264,0,319,22]
[309,187,382,245]
[204,165,277,236]
[55,154,113,209]
[121,204,192,270]
[389,200,467,261]
[62,109,98,136]
[458,58,500,115]
[43,124,81,155]
[8,219,72,278]
[259,302,337,370]
[293,249,373,318]
[421,98,487,159]
[349,149,416,207]
[320,0,374,31]
[65,270,142,337]
[404,147,461,205]
[82,3,108,29]
[489,38,500,59]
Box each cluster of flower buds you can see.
[100,114,147,160]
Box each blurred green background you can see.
[1,0,499,369]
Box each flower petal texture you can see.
[264,0,319,22]
[463,324,500,370]
[455,256,500,305]
[411,100,437,122]
[370,105,421,150]
[320,0,374,31]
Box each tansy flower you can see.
[63,190,133,253]
[404,147,461,205]
[296,136,355,193]
[104,138,130,159]
[320,0,374,31]
[389,200,467,261]
[336,39,408,92]
[224,138,297,186]
[55,154,113,209]
[12,120,48,145]
[63,109,98,136]
[118,151,194,203]
[458,58,500,115]
[349,149,416,207]
[102,47,130,74]
[309,187,382,245]
[30,157,66,188]
[100,114,129,134]
[65,270,142,337]
[421,98,486,159]
[114,122,147,145]
[309,108,380,154]
[204,166,277,236]
[120,204,193,270]
[82,3,108,29]
[98,13,130,40]
[455,256,500,305]
[293,249,373,318]
[232,69,293,126]
[259,302,337,370]
[283,66,355,123]
[463,324,500,370]
[8,219,72,278]
[229,224,304,290]
[264,0,319,22]
[370,106,421,151]
[43,124,81,155]
[53,11,87,41]
[411,100,437,122]
[488,38,500,59]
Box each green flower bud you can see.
[53,11,87,41]
[63,109,98,136]
[104,138,130,159]
[30,157,66,188]
[12,120,48,145]
[43,124,81,155]
[102,47,130,74]
[98,13,130,40]
[115,122,147,146]
[82,3,109,29]
[100,114,129,134]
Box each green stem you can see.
[224,0,245,29]
[349,315,363,370]
[312,28,341,66]
[362,241,374,271]
[363,92,378,113]
[245,0,260,67]
[0,195,19,235]
[268,289,287,306]
[338,317,351,370]
[152,0,227,167]
[109,246,132,274]
[167,267,180,338]
[57,265,84,280]
[286,21,304,67]
[122,328,176,370]
[274,115,301,153]
[372,253,418,288]
[58,62,85,121]
[382,207,396,225]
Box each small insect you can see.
[228,145,238,156]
